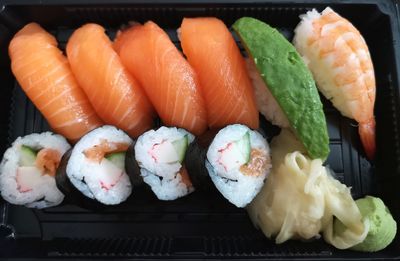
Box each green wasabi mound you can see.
[334,196,397,252]
[233,17,330,160]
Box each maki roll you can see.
[0,132,70,208]
[134,127,194,200]
[206,124,271,207]
[61,125,133,205]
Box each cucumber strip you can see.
[172,135,189,163]
[19,145,38,167]
[105,152,126,170]
[235,132,251,164]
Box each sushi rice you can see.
[0,132,70,208]
[245,58,290,128]
[206,124,271,208]
[66,125,133,205]
[135,127,195,200]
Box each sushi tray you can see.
[0,0,399,259]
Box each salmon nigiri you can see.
[66,23,154,138]
[114,21,208,136]
[294,7,376,159]
[180,17,259,130]
[9,23,102,141]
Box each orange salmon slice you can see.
[66,23,155,138]
[180,17,259,130]
[114,21,208,136]
[35,148,62,177]
[9,23,103,141]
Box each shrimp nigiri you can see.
[294,7,376,159]
[9,23,102,141]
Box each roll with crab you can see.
[206,124,272,207]
[134,126,195,200]
[0,132,70,208]
[57,125,133,205]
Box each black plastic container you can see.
[0,0,399,259]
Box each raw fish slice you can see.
[180,17,259,130]
[294,7,376,159]
[9,23,102,141]
[66,23,154,138]
[114,21,208,136]
[35,148,61,176]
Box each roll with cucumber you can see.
[134,126,195,201]
[57,125,133,205]
[205,124,271,208]
[0,132,70,208]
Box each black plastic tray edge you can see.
[0,0,396,6]
[381,0,400,209]
[0,1,399,260]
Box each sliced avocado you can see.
[105,152,126,170]
[172,135,189,163]
[233,17,330,160]
[235,132,251,164]
[19,145,37,167]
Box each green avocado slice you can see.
[233,17,330,160]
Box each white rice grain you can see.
[245,58,290,128]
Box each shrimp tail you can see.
[358,118,376,160]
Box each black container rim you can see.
[0,0,400,259]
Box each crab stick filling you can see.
[216,132,269,176]
[82,139,129,191]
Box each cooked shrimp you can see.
[294,7,376,159]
